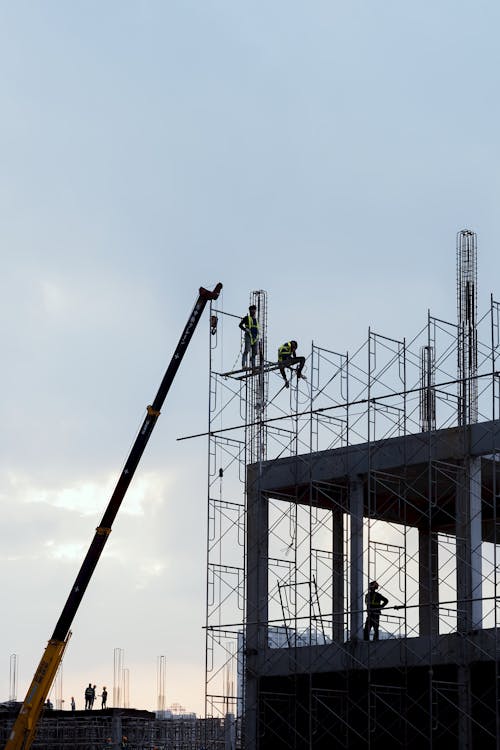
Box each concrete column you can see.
[456,456,482,633]
[111,713,122,749]
[469,457,483,629]
[418,527,439,637]
[349,479,364,640]
[245,466,269,750]
[332,508,345,642]
[224,712,236,750]
[457,665,472,750]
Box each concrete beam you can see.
[256,420,500,492]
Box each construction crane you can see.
[5,282,223,750]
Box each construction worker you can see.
[84,683,94,710]
[363,581,388,641]
[239,305,259,370]
[278,341,305,388]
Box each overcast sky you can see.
[1,1,500,715]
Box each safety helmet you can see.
[369,581,379,588]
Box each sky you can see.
[1,0,500,716]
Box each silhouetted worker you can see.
[101,687,108,709]
[71,696,76,711]
[363,581,388,641]
[239,305,259,370]
[84,683,94,710]
[278,340,305,387]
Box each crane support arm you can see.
[6,636,71,750]
[5,283,222,750]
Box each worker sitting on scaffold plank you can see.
[278,340,305,388]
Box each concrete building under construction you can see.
[202,229,500,749]
[0,705,228,750]
[2,230,497,750]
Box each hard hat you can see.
[369,581,379,588]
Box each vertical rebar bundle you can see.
[53,664,63,710]
[457,229,478,425]
[9,654,18,702]
[420,345,436,432]
[223,641,235,715]
[122,667,130,709]
[113,647,124,708]
[156,655,166,713]
[247,290,268,465]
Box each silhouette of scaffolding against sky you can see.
[193,229,500,748]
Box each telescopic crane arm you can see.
[5,283,222,750]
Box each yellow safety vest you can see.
[278,342,293,361]
[245,315,259,345]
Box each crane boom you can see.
[5,283,222,750]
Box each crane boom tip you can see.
[200,283,223,300]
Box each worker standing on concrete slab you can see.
[363,581,388,641]
[84,684,94,710]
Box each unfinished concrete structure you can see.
[0,706,226,750]
[202,230,500,749]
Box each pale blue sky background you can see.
[1,1,500,714]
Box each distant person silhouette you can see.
[363,581,388,641]
[84,683,93,710]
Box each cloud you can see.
[1,0,500,719]
[40,279,69,316]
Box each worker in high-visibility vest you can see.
[84,683,94,710]
[278,340,305,388]
[239,305,260,370]
[363,581,388,641]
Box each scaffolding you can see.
[0,708,226,750]
[201,229,500,749]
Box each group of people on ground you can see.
[83,684,108,710]
[239,304,305,387]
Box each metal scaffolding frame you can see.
[201,230,500,749]
[0,709,226,750]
